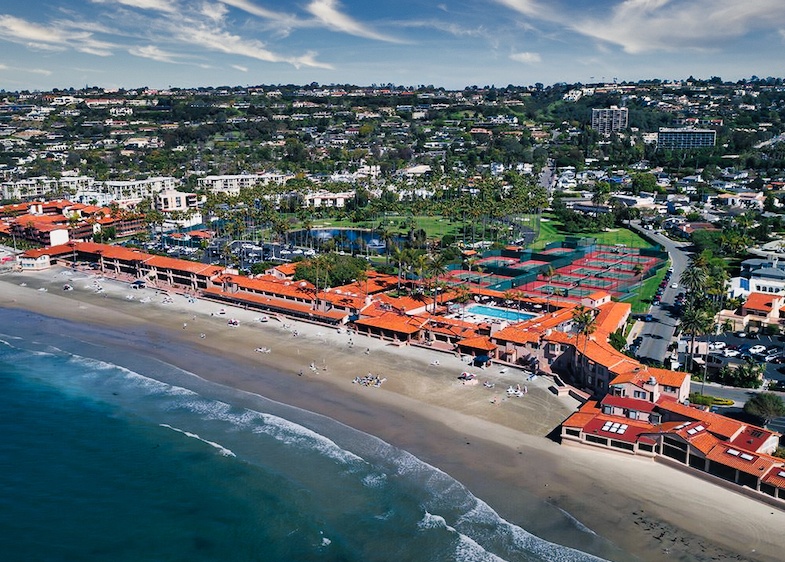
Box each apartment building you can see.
[591,106,628,135]
[658,128,716,149]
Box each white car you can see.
[723,349,741,357]
[671,283,678,289]
[749,345,767,355]
[708,342,726,350]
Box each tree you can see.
[572,305,597,383]
[744,392,785,426]
[426,254,448,312]
[680,305,710,374]
[609,328,627,352]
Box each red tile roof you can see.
[204,287,346,321]
[601,394,656,413]
[593,301,631,336]
[220,274,314,300]
[656,401,745,440]
[457,335,497,352]
[580,413,658,444]
[705,443,780,476]
[354,312,424,335]
[743,292,779,312]
[272,263,298,277]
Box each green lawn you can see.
[302,212,651,253]
[311,215,469,240]
[619,262,670,313]
[531,214,652,251]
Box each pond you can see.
[287,228,407,254]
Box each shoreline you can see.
[3,267,785,561]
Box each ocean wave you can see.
[67,354,198,397]
[555,507,596,536]
[418,511,507,562]
[159,424,236,457]
[251,414,365,466]
[0,335,22,347]
[361,472,387,489]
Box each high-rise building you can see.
[657,128,716,149]
[591,106,628,135]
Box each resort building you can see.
[561,397,785,505]
[155,189,199,214]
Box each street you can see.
[628,221,691,364]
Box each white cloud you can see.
[499,0,785,54]
[90,0,178,14]
[0,62,51,75]
[0,14,115,56]
[393,19,488,39]
[218,0,299,23]
[201,2,229,23]
[231,64,248,72]
[129,44,180,63]
[510,51,541,63]
[494,0,543,18]
[306,0,400,42]
[170,23,332,69]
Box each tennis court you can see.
[510,260,549,269]
[540,247,575,255]
[476,257,518,268]
[447,270,512,287]
[561,265,604,277]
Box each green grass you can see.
[531,214,652,251]
[619,262,670,313]
[311,215,467,241]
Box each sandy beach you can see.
[3,266,784,561]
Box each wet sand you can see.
[2,267,784,561]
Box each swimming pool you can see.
[467,304,535,323]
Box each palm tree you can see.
[680,305,711,375]
[680,258,709,308]
[572,305,597,383]
[428,253,448,312]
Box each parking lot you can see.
[701,331,785,385]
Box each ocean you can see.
[0,307,616,562]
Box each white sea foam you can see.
[361,472,387,489]
[556,507,596,535]
[418,511,449,530]
[66,354,198,398]
[159,424,236,457]
[251,414,365,466]
[393,449,608,562]
[418,511,507,562]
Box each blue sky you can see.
[1,0,783,90]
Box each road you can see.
[538,161,555,194]
[628,221,691,364]
[619,224,785,433]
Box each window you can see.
[634,390,647,399]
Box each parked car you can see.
[724,349,741,357]
[735,331,747,338]
[708,342,726,350]
[749,345,767,355]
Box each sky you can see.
[1,0,784,91]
